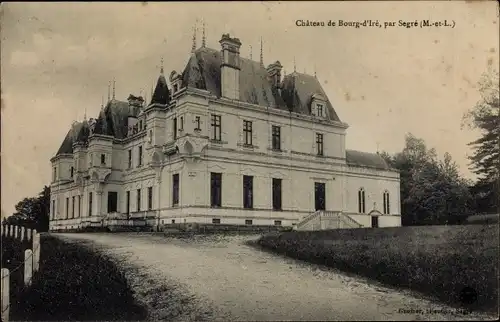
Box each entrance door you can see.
[371,216,379,228]
[314,182,326,211]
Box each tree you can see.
[4,186,50,232]
[462,68,500,214]
[381,133,473,225]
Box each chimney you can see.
[219,34,242,100]
[267,61,283,89]
[127,94,144,108]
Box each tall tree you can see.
[381,133,473,225]
[5,185,50,232]
[463,68,500,214]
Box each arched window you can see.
[383,191,390,214]
[358,188,366,213]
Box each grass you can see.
[9,235,148,321]
[255,224,499,313]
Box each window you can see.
[172,174,179,206]
[128,150,132,168]
[211,114,221,141]
[173,118,177,140]
[70,166,74,178]
[138,146,143,166]
[243,120,253,146]
[126,191,130,214]
[139,120,143,131]
[136,189,141,212]
[77,196,81,218]
[144,122,147,130]
[52,200,55,219]
[53,167,57,181]
[148,187,153,210]
[89,154,93,166]
[272,125,281,150]
[173,84,178,93]
[66,197,69,219]
[195,116,201,130]
[108,191,118,213]
[274,220,282,226]
[211,172,222,207]
[316,133,324,156]
[316,104,324,117]
[212,218,221,224]
[101,154,106,165]
[358,188,366,213]
[272,178,282,210]
[89,192,93,217]
[171,219,175,224]
[180,116,184,131]
[243,175,253,209]
[383,191,390,214]
[72,196,75,218]
[245,219,253,225]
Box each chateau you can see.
[49,33,401,232]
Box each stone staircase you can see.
[296,210,363,231]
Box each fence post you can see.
[20,227,25,241]
[1,268,9,322]
[14,226,18,239]
[24,249,33,287]
[8,225,12,237]
[27,228,32,241]
[0,225,3,236]
[33,231,40,272]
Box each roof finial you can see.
[314,64,317,78]
[112,77,116,100]
[293,57,296,73]
[101,95,104,109]
[260,37,264,67]
[107,81,111,101]
[191,21,197,53]
[160,57,164,74]
[249,45,253,60]
[84,107,87,121]
[202,20,206,48]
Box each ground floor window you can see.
[245,219,253,225]
[212,218,221,224]
[211,172,222,208]
[108,191,118,213]
[274,220,282,226]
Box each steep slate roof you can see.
[181,47,339,120]
[93,99,140,139]
[346,150,391,170]
[151,73,170,105]
[281,72,341,122]
[55,121,90,155]
[55,100,140,156]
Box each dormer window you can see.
[139,120,143,131]
[173,84,178,93]
[169,70,182,96]
[316,104,324,117]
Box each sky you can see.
[1,1,499,218]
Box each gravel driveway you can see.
[55,233,494,321]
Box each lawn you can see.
[256,224,499,313]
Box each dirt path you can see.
[56,233,495,321]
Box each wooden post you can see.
[20,227,25,241]
[8,225,12,237]
[27,229,32,241]
[24,249,33,287]
[33,231,40,272]
[1,268,9,322]
[14,226,18,239]
[0,225,3,236]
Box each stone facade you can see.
[49,33,401,232]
